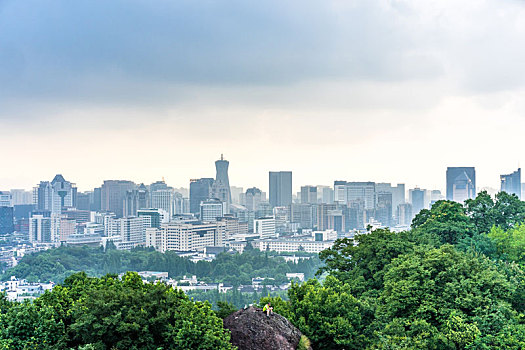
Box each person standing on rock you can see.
[263,302,273,317]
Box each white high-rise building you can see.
[105,216,145,249]
[146,221,226,253]
[200,199,224,222]
[29,215,52,243]
[151,190,174,217]
[254,217,276,239]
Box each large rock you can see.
[223,306,310,350]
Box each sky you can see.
[1,0,525,193]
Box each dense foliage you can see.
[267,191,525,349]
[0,272,234,349]
[2,245,320,285]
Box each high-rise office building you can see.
[446,167,476,202]
[269,171,292,207]
[137,209,165,229]
[0,192,11,207]
[501,168,521,199]
[29,214,52,243]
[0,206,14,234]
[334,181,347,204]
[100,180,136,218]
[346,182,376,210]
[200,198,224,222]
[300,186,318,204]
[409,188,426,216]
[317,186,334,204]
[212,155,231,209]
[9,189,33,205]
[397,203,413,226]
[254,217,276,239]
[230,186,243,205]
[376,192,392,227]
[189,178,215,214]
[151,189,174,217]
[146,221,226,252]
[76,192,91,211]
[33,175,77,214]
[290,203,317,230]
[245,187,264,211]
[92,187,102,212]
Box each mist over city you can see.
[2,1,525,349]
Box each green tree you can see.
[377,245,516,349]
[287,276,373,350]
[318,229,417,295]
[412,200,473,245]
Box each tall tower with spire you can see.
[213,154,231,213]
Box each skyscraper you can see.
[100,180,136,218]
[269,171,292,207]
[189,178,215,214]
[0,206,14,234]
[409,188,425,216]
[501,168,521,199]
[346,182,376,210]
[300,186,318,204]
[446,167,476,202]
[212,155,232,212]
[33,175,77,214]
[376,192,392,227]
[245,187,264,211]
[200,198,224,222]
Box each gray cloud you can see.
[0,1,447,111]
[0,0,524,121]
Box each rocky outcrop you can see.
[223,306,311,350]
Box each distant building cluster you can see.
[0,159,523,265]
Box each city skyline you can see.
[0,161,522,195]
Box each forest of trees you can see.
[1,244,321,285]
[2,191,525,349]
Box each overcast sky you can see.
[1,0,525,193]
